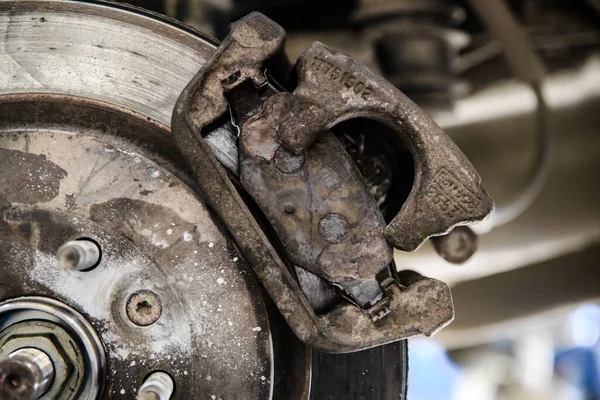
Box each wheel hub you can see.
[0,95,278,398]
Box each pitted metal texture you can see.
[277,42,494,252]
[238,92,392,288]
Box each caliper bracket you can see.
[172,13,492,353]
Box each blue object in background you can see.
[408,304,600,400]
[408,338,462,400]
[556,347,600,400]
[555,304,600,400]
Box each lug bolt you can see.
[137,372,174,400]
[57,239,101,271]
[0,348,55,400]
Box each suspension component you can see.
[355,0,470,109]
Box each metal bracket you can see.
[171,12,490,353]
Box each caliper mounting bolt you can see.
[431,226,478,264]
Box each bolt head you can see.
[0,323,81,399]
[0,359,36,400]
[284,203,296,214]
[432,226,477,264]
[126,290,162,326]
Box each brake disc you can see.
[0,2,292,398]
[0,1,492,399]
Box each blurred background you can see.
[410,303,600,400]
[121,0,600,398]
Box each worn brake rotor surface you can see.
[0,1,407,399]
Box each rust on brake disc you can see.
[171,12,493,353]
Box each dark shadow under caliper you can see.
[171,12,493,353]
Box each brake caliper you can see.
[171,13,493,353]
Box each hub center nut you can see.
[0,347,54,399]
[126,291,162,326]
[0,297,106,399]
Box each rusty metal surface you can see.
[171,12,465,352]
[182,13,285,133]
[238,91,392,291]
[277,42,494,252]
[0,3,316,397]
[0,2,484,387]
